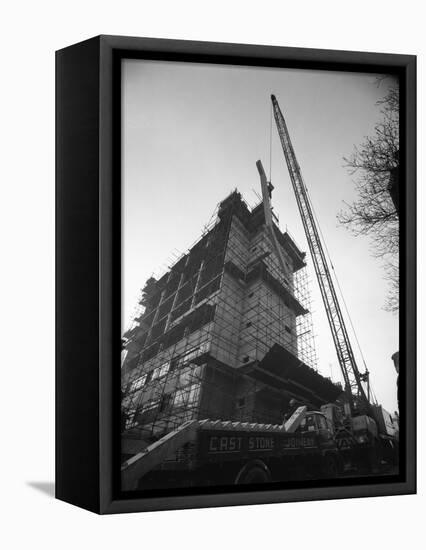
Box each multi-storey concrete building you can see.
[121,190,341,457]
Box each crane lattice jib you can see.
[271,94,368,408]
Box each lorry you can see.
[121,400,398,490]
[121,406,342,490]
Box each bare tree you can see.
[339,81,399,312]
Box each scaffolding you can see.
[121,189,324,454]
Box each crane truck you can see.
[121,95,398,491]
[270,93,399,473]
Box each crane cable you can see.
[304,183,370,380]
[269,101,272,182]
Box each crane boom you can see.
[256,159,291,281]
[270,94,369,410]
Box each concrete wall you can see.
[198,364,236,420]
[209,272,245,367]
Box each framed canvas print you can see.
[56,35,416,514]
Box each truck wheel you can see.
[322,454,339,478]
[235,461,271,485]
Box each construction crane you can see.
[270,94,370,413]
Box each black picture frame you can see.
[56,35,416,514]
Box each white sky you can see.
[122,59,399,414]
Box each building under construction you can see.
[121,185,342,460]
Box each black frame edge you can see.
[403,54,417,495]
[100,34,415,67]
[55,36,102,513]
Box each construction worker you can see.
[392,351,400,412]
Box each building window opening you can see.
[129,374,147,392]
[150,361,170,381]
[139,399,159,414]
[173,389,186,407]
